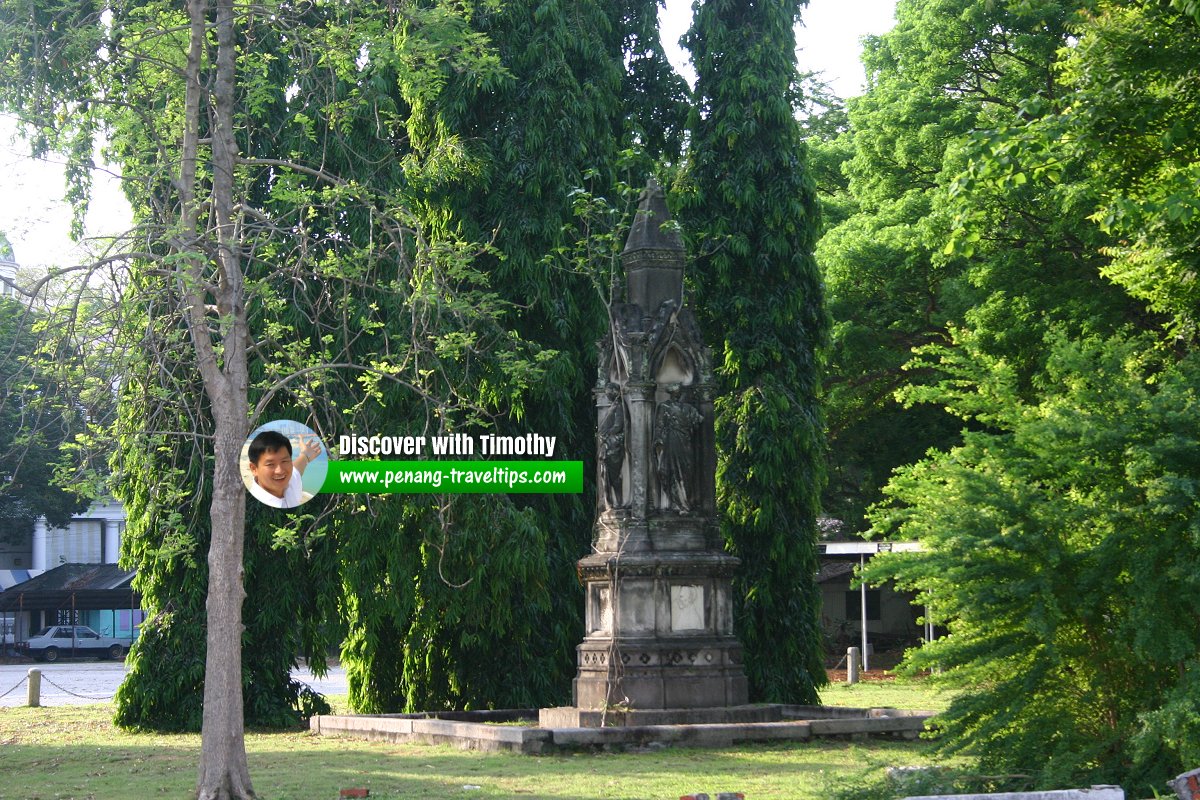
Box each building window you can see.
[845,589,881,621]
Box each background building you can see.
[0,499,141,648]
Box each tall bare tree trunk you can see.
[197,406,253,800]
[186,0,255,796]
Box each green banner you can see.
[320,460,583,494]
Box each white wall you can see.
[30,499,126,570]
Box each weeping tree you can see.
[339,0,630,713]
[676,0,829,703]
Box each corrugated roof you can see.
[0,563,133,593]
[0,569,44,591]
[0,563,139,611]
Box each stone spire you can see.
[621,177,684,316]
[623,177,684,254]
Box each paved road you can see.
[0,660,347,707]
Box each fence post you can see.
[27,668,41,707]
[847,647,860,685]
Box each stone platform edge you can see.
[310,705,935,754]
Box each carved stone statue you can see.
[653,385,703,513]
[597,384,627,510]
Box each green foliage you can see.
[676,0,828,704]
[109,288,337,731]
[2,0,695,725]
[820,0,1200,789]
[1059,2,1200,339]
[826,767,1034,800]
[816,0,1146,530]
[938,1,1200,341]
[331,0,631,712]
[866,331,1200,790]
[0,299,91,544]
[617,0,690,169]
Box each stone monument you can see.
[541,178,756,728]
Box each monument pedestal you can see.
[570,548,748,712]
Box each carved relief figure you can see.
[653,384,703,513]
[597,384,628,509]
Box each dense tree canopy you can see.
[678,0,828,703]
[336,0,625,713]
[815,0,1154,529]
[2,0,837,729]
[952,0,1200,342]
[833,0,1200,791]
[867,331,1200,789]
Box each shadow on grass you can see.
[0,704,939,799]
[0,735,938,799]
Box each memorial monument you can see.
[541,178,756,727]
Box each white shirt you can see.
[248,466,304,509]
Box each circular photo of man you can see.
[240,420,329,509]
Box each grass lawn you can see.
[818,677,958,712]
[0,682,954,799]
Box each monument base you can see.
[314,705,934,752]
[572,638,749,710]
[538,703,781,728]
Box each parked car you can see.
[16,625,132,662]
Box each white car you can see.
[17,625,132,662]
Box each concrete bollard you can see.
[27,667,41,708]
[847,647,860,685]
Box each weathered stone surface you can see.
[1172,768,1200,800]
[538,704,782,728]
[310,714,552,754]
[314,706,933,752]
[548,720,814,748]
[901,788,1124,800]
[808,716,928,736]
[310,714,414,744]
[621,178,685,314]
[780,704,934,720]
